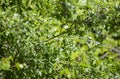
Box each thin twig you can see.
[44,21,75,42]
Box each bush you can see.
[0,0,120,79]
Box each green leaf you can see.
[0,58,10,70]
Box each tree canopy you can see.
[0,0,120,79]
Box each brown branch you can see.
[111,48,120,54]
[100,52,108,59]
[44,21,75,42]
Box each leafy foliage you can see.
[0,0,120,79]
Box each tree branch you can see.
[44,21,75,42]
